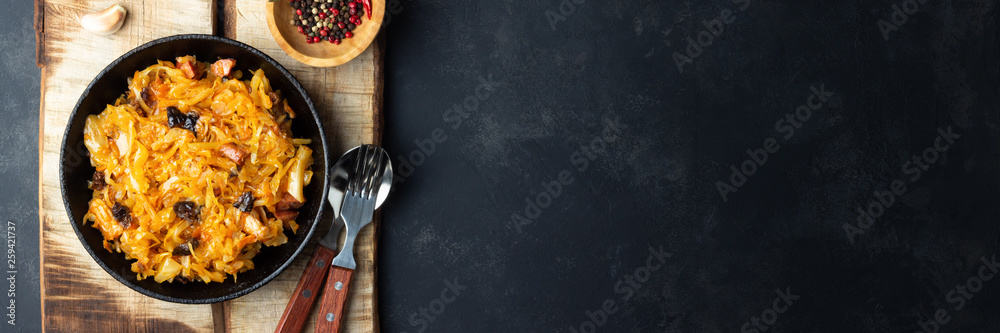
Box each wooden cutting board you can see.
[35,1,382,332]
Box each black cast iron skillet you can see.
[60,34,329,304]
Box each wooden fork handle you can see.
[315,265,355,333]
[274,245,337,333]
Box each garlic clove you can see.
[80,4,127,35]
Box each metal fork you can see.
[331,144,384,269]
[317,144,388,332]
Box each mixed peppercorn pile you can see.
[288,0,372,45]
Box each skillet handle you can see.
[315,266,355,333]
[274,245,337,333]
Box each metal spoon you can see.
[317,144,391,332]
[327,145,392,218]
[274,145,392,333]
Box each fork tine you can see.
[363,145,375,192]
[369,151,386,201]
[350,145,368,194]
[363,150,379,199]
[358,145,371,196]
[372,150,383,196]
[362,146,380,198]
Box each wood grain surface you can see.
[36,0,383,332]
[225,1,381,332]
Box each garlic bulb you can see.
[80,4,127,35]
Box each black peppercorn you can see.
[288,0,362,45]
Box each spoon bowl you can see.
[327,145,392,217]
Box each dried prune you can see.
[166,106,199,134]
[111,202,133,229]
[173,201,199,222]
[140,86,153,105]
[183,112,199,133]
[89,171,106,190]
[234,191,254,213]
[173,243,192,256]
[166,106,185,127]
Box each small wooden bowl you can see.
[266,0,384,67]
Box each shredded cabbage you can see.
[83,56,313,283]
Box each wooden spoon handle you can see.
[274,245,337,333]
[315,266,355,333]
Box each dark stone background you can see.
[0,0,42,332]
[378,0,999,332]
[4,0,999,332]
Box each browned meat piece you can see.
[267,91,282,106]
[175,57,204,80]
[273,209,299,222]
[218,143,248,166]
[275,192,304,211]
[211,59,236,78]
[177,60,197,79]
